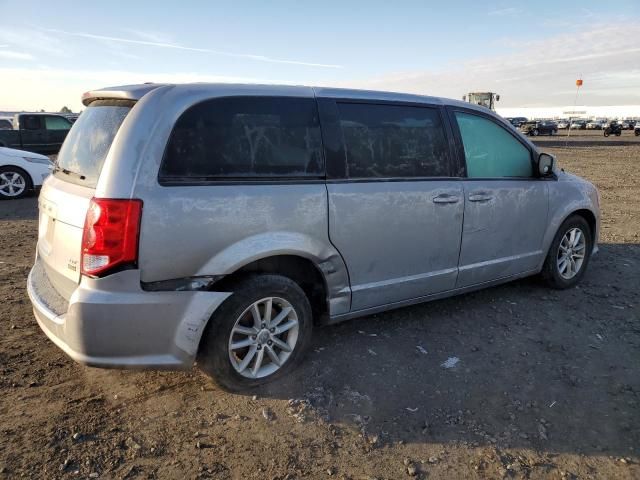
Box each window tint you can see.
[21,115,43,130]
[337,103,450,178]
[454,112,532,178]
[45,115,72,130]
[161,97,323,179]
[56,100,133,187]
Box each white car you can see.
[0,147,52,199]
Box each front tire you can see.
[199,274,313,391]
[532,129,539,136]
[541,215,593,289]
[0,166,32,199]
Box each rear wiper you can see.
[55,166,86,180]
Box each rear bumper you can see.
[27,258,231,369]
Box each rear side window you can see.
[454,112,532,178]
[337,103,450,178]
[55,99,133,187]
[161,97,323,180]
[45,115,72,130]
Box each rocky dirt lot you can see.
[1,132,639,479]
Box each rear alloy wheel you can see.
[228,296,300,379]
[0,167,32,199]
[199,274,313,391]
[542,215,592,289]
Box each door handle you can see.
[433,194,459,204]
[468,193,493,202]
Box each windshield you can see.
[55,99,133,187]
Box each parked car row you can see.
[519,120,558,136]
[556,118,638,130]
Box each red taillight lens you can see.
[81,198,143,277]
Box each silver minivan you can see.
[27,84,600,390]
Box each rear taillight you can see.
[81,198,143,277]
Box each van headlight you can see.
[23,157,52,165]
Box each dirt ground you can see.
[1,130,639,479]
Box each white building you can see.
[496,105,640,120]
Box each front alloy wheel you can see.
[556,227,586,280]
[0,170,27,198]
[542,215,592,289]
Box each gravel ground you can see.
[0,133,639,479]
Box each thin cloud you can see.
[44,28,343,69]
[0,50,35,61]
[488,7,520,16]
[342,21,640,107]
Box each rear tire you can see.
[0,166,32,200]
[199,274,313,391]
[541,215,593,289]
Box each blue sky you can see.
[1,0,639,111]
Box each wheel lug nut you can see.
[251,335,257,340]
[267,340,273,346]
[269,328,275,333]
[261,323,266,328]
[257,344,262,350]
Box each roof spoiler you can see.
[81,83,169,106]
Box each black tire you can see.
[615,131,621,137]
[199,274,313,391]
[532,129,539,136]
[635,130,640,136]
[604,130,610,137]
[541,215,593,289]
[0,166,32,200]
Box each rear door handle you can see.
[468,193,493,202]
[433,194,459,204]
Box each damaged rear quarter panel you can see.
[137,183,351,316]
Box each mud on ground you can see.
[0,139,638,479]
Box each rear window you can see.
[55,99,133,187]
[160,96,323,181]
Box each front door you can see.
[449,109,548,287]
[322,100,464,312]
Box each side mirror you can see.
[538,152,555,176]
